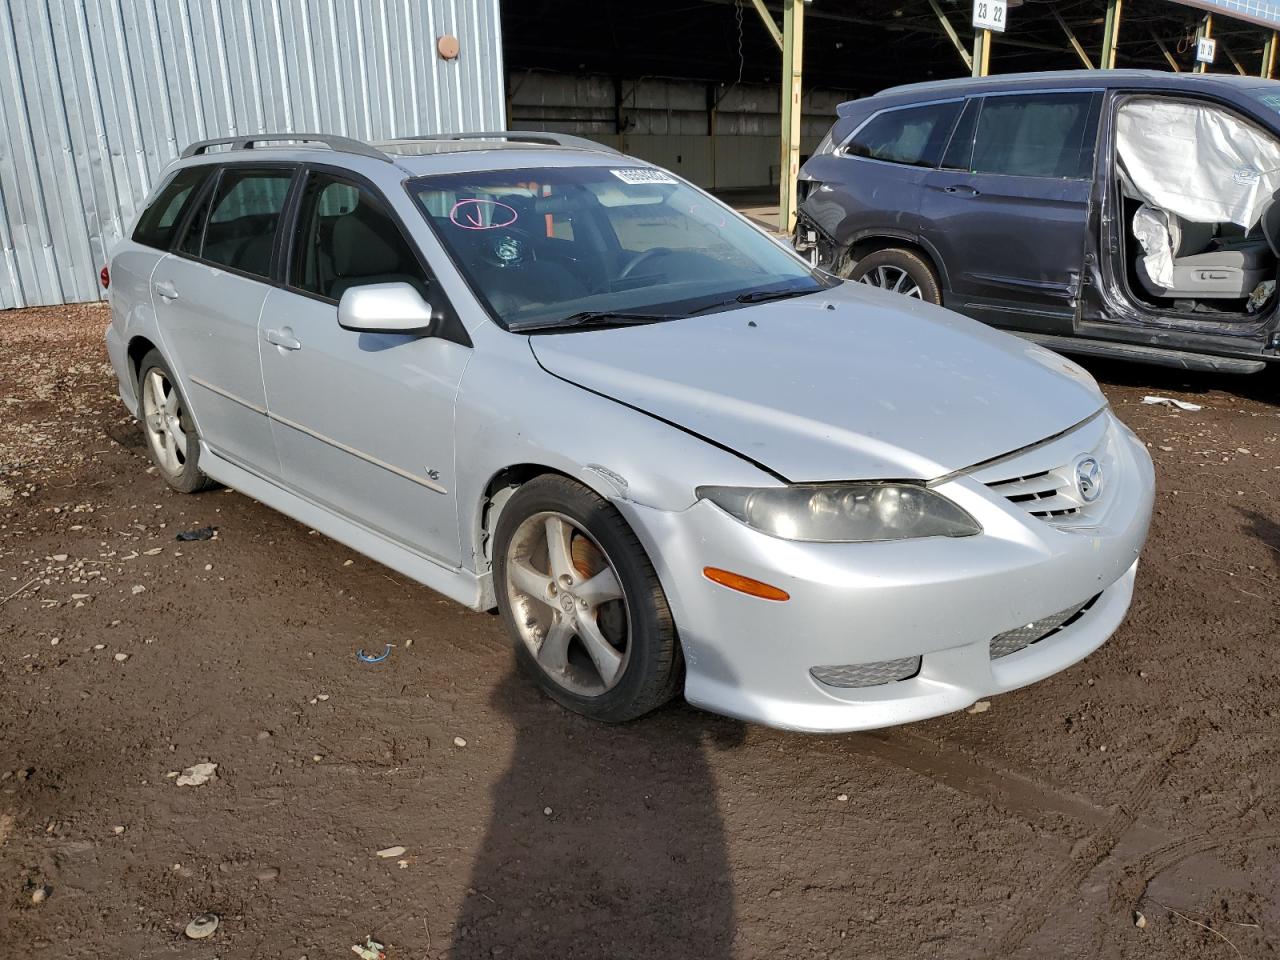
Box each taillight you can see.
[99,265,110,289]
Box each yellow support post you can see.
[778,0,804,237]
[1263,31,1277,78]
[972,28,991,77]
[1050,4,1095,69]
[1150,28,1180,72]
[1100,0,1123,69]
[926,0,973,72]
[1195,14,1213,74]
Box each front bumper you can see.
[617,414,1154,733]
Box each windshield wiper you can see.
[513,310,680,333]
[688,286,815,315]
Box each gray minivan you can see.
[795,69,1280,374]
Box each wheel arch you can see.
[841,232,950,291]
[475,462,618,579]
[127,334,159,391]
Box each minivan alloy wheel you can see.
[857,264,923,299]
[142,367,189,475]
[504,511,631,697]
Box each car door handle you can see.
[942,185,981,197]
[153,280,179,300]
[265,327,302,351]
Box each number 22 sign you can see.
[973,0,1007,33]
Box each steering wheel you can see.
[618,246,676,280]
[480,227,540,269]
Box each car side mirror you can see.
[337,282,438,336]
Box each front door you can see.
[919,91,1101,334]
[259,171,469,565]
[153,165,296,477]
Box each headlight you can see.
[696,483,981,543]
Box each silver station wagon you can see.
[103,131,1155,732]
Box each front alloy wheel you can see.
[493,475,681,722]
[505,511,631,697]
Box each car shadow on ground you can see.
[448,669,745,959]
[1238,508,1280,572]
[1073,354,1280,404]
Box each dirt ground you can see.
[1,302,1278,960]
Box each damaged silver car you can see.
[105,130,1154,732]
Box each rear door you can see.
[919,90,1102,334]
[152,165,296,478]
[258,169,469,564]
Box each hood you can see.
[529,283,1106,482]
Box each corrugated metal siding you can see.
[0,0,505,309]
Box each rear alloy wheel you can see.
[845,248,942,305]
[137,350,214,494]
[494,475,680,722]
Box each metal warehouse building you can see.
[0,0,504,309]
[9,0,1280,309]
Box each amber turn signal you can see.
[703,567,790,602]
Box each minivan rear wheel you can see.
[845,248,942,305]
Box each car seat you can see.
[329,208,426,300]
[1134,203,1275,300]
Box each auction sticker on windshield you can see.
[611,168,677,185]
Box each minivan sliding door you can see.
[919,91,1102,334]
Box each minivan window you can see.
[970,92,1099,179]
[940,98,981,171]
[290,173,431,302]
[845,101,962,168]
[197,169,293,280]
[132,167,208,250]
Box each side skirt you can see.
[199,445,494,611]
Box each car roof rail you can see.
[393,130,621,154]
[180,133,392,162]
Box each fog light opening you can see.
[702,566,790,602]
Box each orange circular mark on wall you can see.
[437,35,460,60]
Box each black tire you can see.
[493,474,681,723]
[136,350,215,494]
[845,247,943,305]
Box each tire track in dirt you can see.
[992,717,1199,957]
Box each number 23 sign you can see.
[973,0,1007,33]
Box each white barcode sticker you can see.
[610,168,677,185]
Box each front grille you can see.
[989,594,1101,660]
[810,655,921,689]
[985,469,1082,520]
[973,414,1115,528]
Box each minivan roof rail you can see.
[180,133,391,162]
[391,131,621,153]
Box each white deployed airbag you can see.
[1131,205,1176,288]
[1117,98,1280,228]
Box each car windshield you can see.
[408,165,827,330]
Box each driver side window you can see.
[289,173,431,303]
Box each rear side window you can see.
[844,101,962,168]
[289,173,431,302]
[969,92,1100,179]
[131,168,208,250]
[197,169,294,280]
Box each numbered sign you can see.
[973,0,1007,33]
[1195,37,1216,64]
